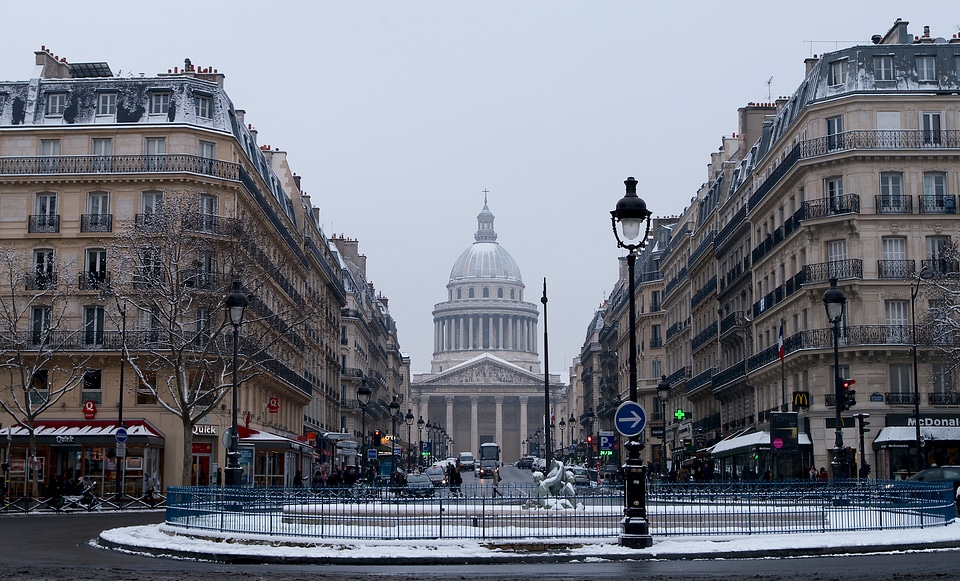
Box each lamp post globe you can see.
[823,278,847,479]
[611,177,654,548]
[224,279,248,487]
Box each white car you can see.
[458,452,476,471]
[531,457,546,472]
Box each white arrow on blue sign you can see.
[115,427,128,443]
[614,401,647,437]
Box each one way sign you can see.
[614,401,647,438]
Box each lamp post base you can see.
[619,438,653,548]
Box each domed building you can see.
[411,200,565,462]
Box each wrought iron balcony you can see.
[802,194,861,220]
[28,215,60,234]
[80,213,113,233]
[878,259,916,279]
[802,259,863,284]
[875,195,913,215]
[885,392,917,405]
[78,271,110,291]
[919,195,958,214]
[930,392,960,405]
[25,271,57,290]
[0,153,240,180]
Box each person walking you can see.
[492,466,502,497]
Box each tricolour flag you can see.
[778,323,785,361]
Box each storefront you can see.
[237,426,314,487]
[1,419,164,498]
[708,428,813,481]
[872,413,960,479]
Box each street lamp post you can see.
[405,409,414,472]
[416,416,425,469]
[357,384,371,472]
[823,278,848,480]
[559,418,566,460]
[657,376,671,479]
[568,414,576,462]
[911,267,934,473]
[612,176,655,548]
[224,279,248,487]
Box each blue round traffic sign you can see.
[614,401,647,438]
[115,427,128,443]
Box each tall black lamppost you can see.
[568,414,576,461]
[417,416,425,468]
[357,384,371,471]
[558,417,566,460]
[657,375,671,478]
[389,398,401,469]
[612,175,654,548]
[823,278,847,480]
[405,409,415,471]
[101,287,128,498]
[586,408,596,470]
[224,280,248,487]
[911,267,934,473]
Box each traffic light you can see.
[841,378,857,410]
[587,435,593,445]
[373,429,382,445]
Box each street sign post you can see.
[614,401,647,438]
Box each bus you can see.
[479,442,501,463]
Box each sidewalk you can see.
[98,521,960,564]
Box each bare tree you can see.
[919,241,960,387]
[0,245,89,497]
[109,189,317,486]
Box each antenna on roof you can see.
[767,76,773,101]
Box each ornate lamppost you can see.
[611,176,654,548]
[224,280,248,487]
[357,384,372,471]
[911,267,933,473]
[823,278,848,480]
[559,417,566,461]
[657,375,671,479]
[568,414,577,462]
[417,416,425,468]
[405,409,415,471]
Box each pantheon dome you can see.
[448,203,523,284]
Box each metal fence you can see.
[0,491,166,514]
[164,480,955,541]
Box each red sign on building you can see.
[268,397,279,413]
[83,400,97,419]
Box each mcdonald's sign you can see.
[792,391,810,410]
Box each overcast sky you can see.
[3,3,958,375]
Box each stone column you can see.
[495,395,504,448]
[468,316,475,349]
[445,395,455,440]
[470,395,480,453]
[519,395,529,454]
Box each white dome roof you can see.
[448,202,522,283]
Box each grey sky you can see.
[3,2,957,375]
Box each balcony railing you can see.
[690,276,717,310]
[686,368,714,394]
[666,366,691,387]
[802,194,860,220]
[802,259,863,284]
[28,215,60,234]
[714,205,746,250]
[78,271,110,291]
[25,271,57,290]
[930,392,960,405]
[80,214,113,233]
[878,259,916,279]
[875,195,913,215]
[885,392,917,405]
[691,321,718,353]
[921,259,960,276]
[919,195,958,214]
[801,129,960,156]
[0,154,240,180]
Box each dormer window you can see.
[45,93,66,116]
[149,92,170,115]
[97,92,117,116]
[828,60,846,86]
[874,56,894,81]
[917,56,936,81]
[196,95,212,119]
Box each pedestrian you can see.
[449,460,462,495]
[492,466,502,497]
[809,465,818,481]
[293,469,303,487]
[818,467,828,482]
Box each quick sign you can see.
[268,397,279,413]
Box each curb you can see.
[96,532,960,565]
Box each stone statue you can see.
[524,459,581,510]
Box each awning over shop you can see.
[0,419,164,442]
[239,426,313,454]
[874,426,960,445]
[708,430,812,457]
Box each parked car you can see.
[515,456,535,469]
[571,467,598,487]
[531,457,546,472]
[425,465,448,486]
[458,452,476,471]
[907,466,960,515]
[401,473,435,497]
[477,459,499,479]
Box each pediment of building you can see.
[420,357,540,386]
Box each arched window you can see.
[510,289,516,299]
[457,288,462,299]
[482,287,489,298]
[468,288,475,298]
[497,288,504,298]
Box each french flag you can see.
[778,323,785,361]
